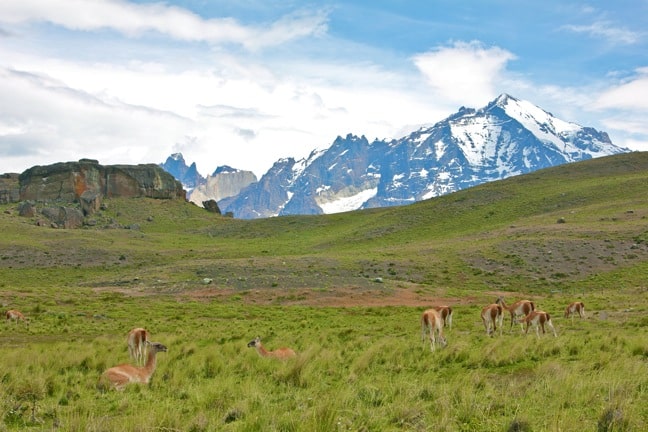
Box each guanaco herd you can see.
[5,298,585,389]
[422,298,586,351]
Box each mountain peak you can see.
[164,94,628,219]
[487,93,520,111]
[169,152,185,162]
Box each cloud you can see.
[0,0,329,50]
[590,68,648,150]
[562,21,641,45]
[593,67,648,111]
[412,41,516,107]
[0,65,191,170]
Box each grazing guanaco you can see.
[495,296,535,332]
[481,304,503,336]
[5,309,26,324]
[247,337,296,359]
[98,341,167,391]
[421,309,447,351]
[565,301,585,321]
[515,311,558,338]
[433,305,453,330]
[127,328,150,366]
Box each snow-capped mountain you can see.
[163,94,629,219]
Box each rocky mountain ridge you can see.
[164,94,629,219]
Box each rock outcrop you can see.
[0,173,20,204]
[18,159,185,203]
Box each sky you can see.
[1,0,646,178]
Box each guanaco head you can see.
[247,337,261,348]
[146,341,168,353]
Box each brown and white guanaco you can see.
[481,304,503,336]
[565,301,585,322]
[247,337,296,359]
[98,341,167,391]
[421,308,448,351]
[515,311,558,338]
[496,296,535,332]
[5,309,26,324]
[433,305,453,330]
[127,327,150,366]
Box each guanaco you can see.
[481,304,503,336]
[421,308,447,351]
[433,305,454,329]
[496,296,535,332]
[127,327,150,366]
[565,302,585,321]
[515,311,558,338]
[5,309,26,324]
[247,337,296,359]
[98,341,167,391]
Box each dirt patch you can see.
[91,279,487,308]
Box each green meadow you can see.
[1,152,648,431]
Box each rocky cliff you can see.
[187,165,257,206]
[16,159,185,203]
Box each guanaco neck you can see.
[143,349,158,374]
[497,298,510,311]
[255,343,272,357]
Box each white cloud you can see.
[562,21,641,45]
[593,68,648,110]
[0,0,329,50]
[1,1,646,179]
[412,41,516,107]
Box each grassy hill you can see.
[0,152,647,431]
[2,151,647,302]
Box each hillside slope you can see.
[1,152,647,304]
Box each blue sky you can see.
[0,0,646,177]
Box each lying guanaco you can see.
[247,336,296,359]
[98,341,167,391]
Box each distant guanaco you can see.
[420,308,447,351]
[247,337,296,359]
[433,305,453,330]
[564,302,585,321]
[127,328,150,366]
[496,297,535,332]
[514,311,558,338]
[5,309,26,324]
[98,341,167,391]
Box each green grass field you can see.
[1,152,647,431]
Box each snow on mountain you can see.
[164,94,629,219]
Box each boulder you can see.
[202,199,221,214]
[41,206,84,229]
[17,201,36,217]
[80,190,102,216]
